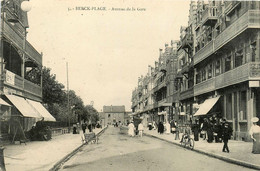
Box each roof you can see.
[103,105,125,113]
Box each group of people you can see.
[190,117,233,153]
[128,121,144,137]
[79,122,101,134]
[192,117,232,143]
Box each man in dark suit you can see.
[222,122,233,153]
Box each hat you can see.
[251,117,259,123]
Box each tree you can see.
[42,67,66,105]
[85,105,99,124]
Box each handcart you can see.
[82,132,98,144]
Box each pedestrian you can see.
[165,122,171,134]
[73,124,77,134]
[152,121,157,130]
[192,119,200,141]
[128,121,135,137]
[88,124,92,132]
[222,122,232,153]
[213,122,219,143]
[249,117,260,154]
[174,120,180,140]
[158,121,164,134]
[200,118,207,140]
[148,122,153,130]
[138,122,144,137]
[82,122,87,133]
[207,117,214,143]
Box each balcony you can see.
[157,81,166,91]
[194,10,260,66]
[194,62,260,96]
[3,22,42,65]
[180,33,193,49]
[215,10,260,52]
[201,6,218,26]
[194,40,214,65]
[194,77,215,96]
[181,61,193,74]
[159,64,166,73]
[172,91,180,102]
[180,87,194,100]
[4,70,42,100]
[158,98,167,107]
[215,62,260,89]
[225,1,241,16]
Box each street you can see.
[59,126,255,171]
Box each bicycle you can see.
[180,134,194,149]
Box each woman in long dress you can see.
[249,117,260,154]
[128,122,135,137]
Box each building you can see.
[131,0,260,141]
[192,0,260,141]
[0,0,55,142]
[102,105,126,126]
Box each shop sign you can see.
[249,81,260,87]
[5,70,15,85]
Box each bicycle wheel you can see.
[189,138,194,149]
[184,138,189,148]
[180,138,186,146]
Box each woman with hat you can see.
[249,117,260,154]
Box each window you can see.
[215,60,221,76]
[239,91,247,120]
[208,64,212,79]
[235,49,243,68]
[225,55,231,72]
[251,42,256,62]
[196,72,201,84]
[202,68,206,81]
[226,93,232,120]
[216,26,220,36]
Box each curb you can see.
[49,126,108,171]
[144,133,260,170]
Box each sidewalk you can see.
[4,128,104,171]
[144,129,260,170]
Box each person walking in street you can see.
[192,119,200,141]
[249,117,260,154]
[82,122,87,133]
[207,117,214,143]
[88,124,92,132]
[165,122,171,134]
[222,122,232,153]
[200,118,208,140]
[174,120,180,140]
[138,122,144,137]
[158,121,164,134]
[128,121,135,137]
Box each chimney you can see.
[159,48,163,56]
[148,65,152,76]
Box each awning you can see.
[26,99,56,121]
[194,96,220,116]
[0,98,11,106]
[5,95,42,118]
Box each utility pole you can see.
[67,62,70,132]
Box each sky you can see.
[26,0,190,112]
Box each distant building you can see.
[103,105,125,126]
